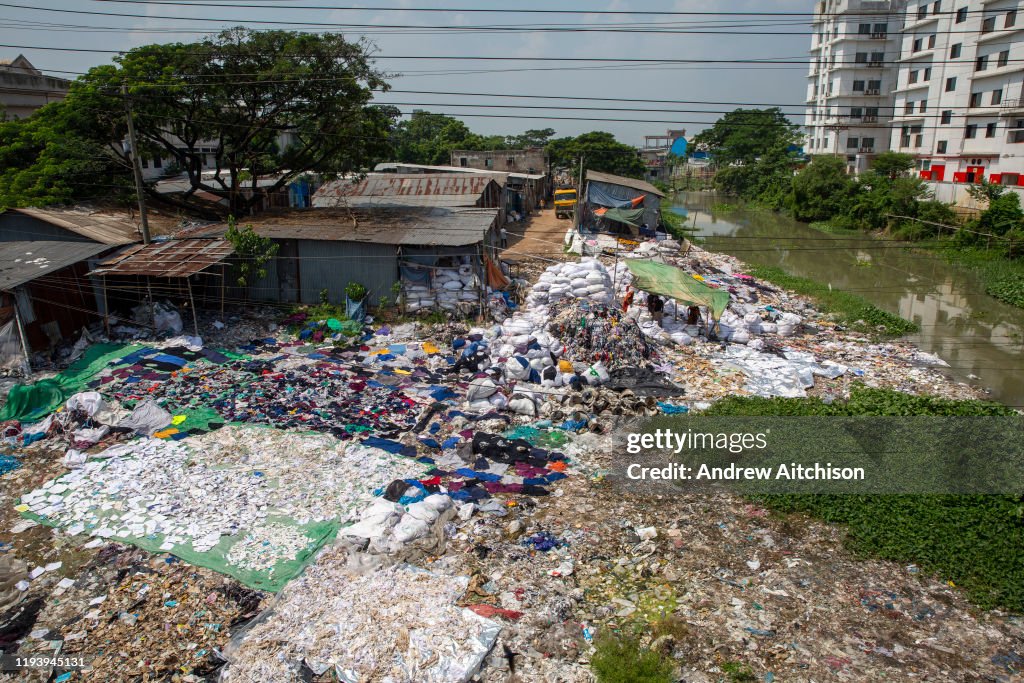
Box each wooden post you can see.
[12,295,31,372]
[102,275,110,336]
[147,277,156,330]
[220,265,226,319]
[187,276,199,338]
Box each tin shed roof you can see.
[89,239,235,278]
[7,207,141,245]
[0,241,110,290]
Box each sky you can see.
[2,0,812,144]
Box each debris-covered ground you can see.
[0,236,1017,682]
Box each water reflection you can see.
[675,192,1024,406]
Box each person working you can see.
[687,305,701,325]
[500,226,508,249]
[621,286,635,313]
[647,294,665,326]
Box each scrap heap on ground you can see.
[0,232,1015,683]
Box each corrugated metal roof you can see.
[89,239,234,278]
[0,241,110,290]
[586,171,666,198]
[190,207,498,247]
[7,208,141,245]
[376,163,549,183]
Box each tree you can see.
[390,111,486,165]
[966,177,1008,204]
[977,193,1024,236]
[225,216,279,288]
[508,128,556,148]
[545,131,645,179]
[0,100,134,208]
[869,152,916,179]
[691,108,800,166]
[72,29,395,215]
[790,155,858,221]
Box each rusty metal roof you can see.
[586,170,666,198]
[89,239,234,278]
[190,207,498,247]
[0,241,111,290]
[7,207,142,245]
[313,174,500,210]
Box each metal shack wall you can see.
[296,240,398,306]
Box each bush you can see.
[790,155,857,222]
[591,634,675,683]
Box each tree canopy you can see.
[72,28,396,215]
[691,108,801,165]
[547,131,645,179]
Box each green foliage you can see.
[345,281,367,301]
[0,100,133,208]
[302,302,345,322]
[747,265,917,336]
[977,193,1024,237]
[868,151,916,178]
[590,634,675,683]
[318,288,330,305]
[225,216,279,288]
[706,387,1023,611]
[966,177,1008,203]
[72,28,395,215]
[546,131,646,179]
[391,111,481,165]
[938,246,1024,307]
[790,155,857,222]
[692,108,801,166]
[721,661,757,683]
[659,210,689,240]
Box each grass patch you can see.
[808,220,861,236]
[591,633,675,683]
[934,246,1024,309]
[705,386,1024,612]
[746,265,917,337]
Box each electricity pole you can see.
[122,84,151,244]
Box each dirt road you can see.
[506,208,572,258]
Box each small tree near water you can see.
[225,216,279,288]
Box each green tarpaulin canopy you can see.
[601,207,646,227]
[626,259,731,319]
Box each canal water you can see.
[672,192,1024,408]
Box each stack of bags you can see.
[403,264,482,313]
[527,258,615,307]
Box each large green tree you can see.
[73,28,395,215]
[790,155,858,222]
[390,111,488,165]
[546,131,645,179]
[0,100,133,208]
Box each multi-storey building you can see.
[805,0,908,172]
[891,1,1024,185]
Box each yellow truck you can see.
[553,188,578,219]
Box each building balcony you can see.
[999,98,1024,115]
[851,0,892,12]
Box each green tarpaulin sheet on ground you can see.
[601,207,646,227]
[0,343,143,422]
[626,260,731,319]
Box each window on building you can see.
[937,140,948,153]
[873,23,887,34]
[153,157,162,169]
[987,122,998,138]
[855,52,868,63]
[924,66,932,81]
[870,52,884,63]
[484,158,493,168]
[976,55,989,71]
[913,37,923,52]
[858,23,871,34]
[459,157,468,167]
[1007,9,1017,27]
[847,137,860,149]
[868,79,881,91]
[866,107,879,118]
[905,101,915,114]
[970,92,983,107]
[997,50,1009,67]
[950,43,962,58]
[901,126,912,147]
[941,110,953,124]
[928,34,937,48]
[862,137,875,149]
[965,124,978,138]
[506,157,516,167]
[932,1,940,14]
[917,4,928,19]
[909,70,919,84]
[946,76,957,91]
[850,107,863,118]
[920,100,927,113]
[982,16,997,33]
[993,89,1003,105]
[141,157,149,169]
[853,80,865,91]
[955,7,967,23]
[915,133,924,147]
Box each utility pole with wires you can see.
[122,84,151,245]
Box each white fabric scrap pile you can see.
[715,345,847,398]
[222,560,501,683]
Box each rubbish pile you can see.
[403,264,485,314]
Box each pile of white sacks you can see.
[526,258,614,307]
[404,265,482,313]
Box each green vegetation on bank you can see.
[936,245,1024,309]
[705,387,1023,612]
[591,633,675,683]
[746,265,917,337]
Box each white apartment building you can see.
[891,0,1024,185]
[806,0,908,172]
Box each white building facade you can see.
[891,0,1024,185]
[806,0,908,173]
